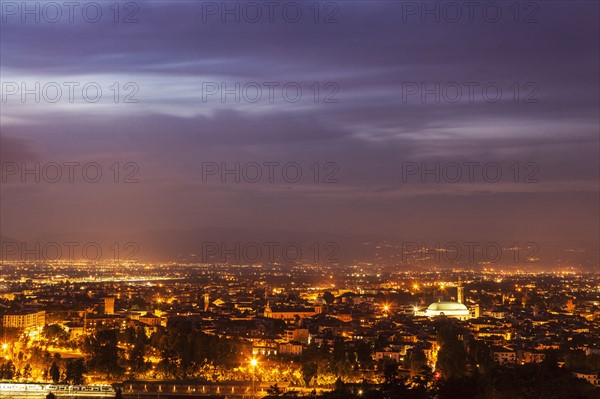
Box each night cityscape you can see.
[0,0,599,398]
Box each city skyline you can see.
[0,2,599,398]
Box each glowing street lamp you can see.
[382,303,391,317]
[250,357,258,396]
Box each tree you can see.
[383,362,401,386]
[332,339,346,363]
[323,292,335,304]
[46,393,57,399]
[467,339,494,374]
[0,360,16,379]
[64,358,86,385]
[301,362,318,386]
[488,361,599,399]
[409,349,427,377]
[438,375,483,399]
[49,362,60,384]
[84,329,122,375]
[334,377,345,391]
[42,324,69,343]
[436,323,467,379]
[356,341,372,365]
[267,383,283,396]
[125,326,147,373]
[22,363,32,380]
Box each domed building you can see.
[413,277,474,320]
[424,301,470,320]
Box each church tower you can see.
[203,293,210,312]
[104,297,115,315]
[457,276,465,304]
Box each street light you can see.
[383,303,391,317]
[250,357,258,397]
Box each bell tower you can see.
[457,276,465,304]
[203,293,210,312]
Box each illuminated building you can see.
[416,301,470,320]
[573,372,600,387]
[104,297,115,315]
[203,293,210,312]
[2,310,45,330]
[140,312,162,326]
[284,328,310,344]
[457,276,465,304]
[263,302,322,321]
[279,342,303,356]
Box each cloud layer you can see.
[1,1,598,266]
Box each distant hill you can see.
[0,229,597,271]
[0,228,385,265]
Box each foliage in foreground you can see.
[264,359,599,399]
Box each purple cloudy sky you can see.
[0,1,598,263]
